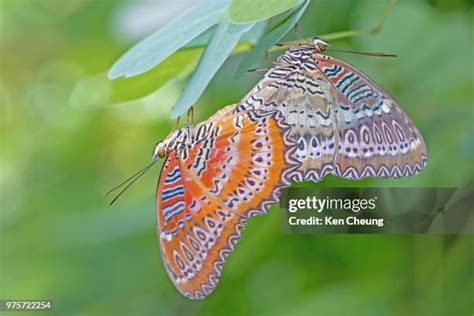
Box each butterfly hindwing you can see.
[156,108,298,299]
[314,54,427,179]
[237,47,427,182]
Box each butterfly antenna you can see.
[170,116,180,132]
[330,48,397,58]
[104,159,158,206]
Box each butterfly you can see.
[153,105,299,299]
[236,37,427,182]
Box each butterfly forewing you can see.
[238,55,340,182]
[156,107,298,299]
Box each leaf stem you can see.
[267,0,397,52]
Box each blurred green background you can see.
[1,0,473,315]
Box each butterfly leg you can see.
[170,116,181,133]
[186,106,195,126]
[263,50,270,61]
[293,23,309,44]
[247,67,271,73]
[273,23,306,48]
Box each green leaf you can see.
[229,0,300,23]
[171,18,253,118]
[71,22,265,110]
[183,26,217,49]
[184,20,268,48]
[234,0,309,78]
[70,49,201,109]
[108,0,228,79]
[240,21,269,44]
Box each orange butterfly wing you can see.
[156,108,298,299]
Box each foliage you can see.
[235,0,309,78]
[228,0,300,23]
[170,18,252,118]
[104,0,311,117]
[71,49,202,109]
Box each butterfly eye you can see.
[153,142,167,159]
[317,43,327,52]
[312,37,330,52]
[157,146,167,158]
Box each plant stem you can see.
[268,0,397,52]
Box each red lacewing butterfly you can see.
[236,37,427,182]
[152,105,299,299]
[106,105,298,299]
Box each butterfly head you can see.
[311,37,330,53]
[153,141,168,160]
[152,125,193,160]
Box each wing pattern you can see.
[155,41,428,299]
[315,55,427,179]
[157,107,299,299]
[237,45,427,181]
